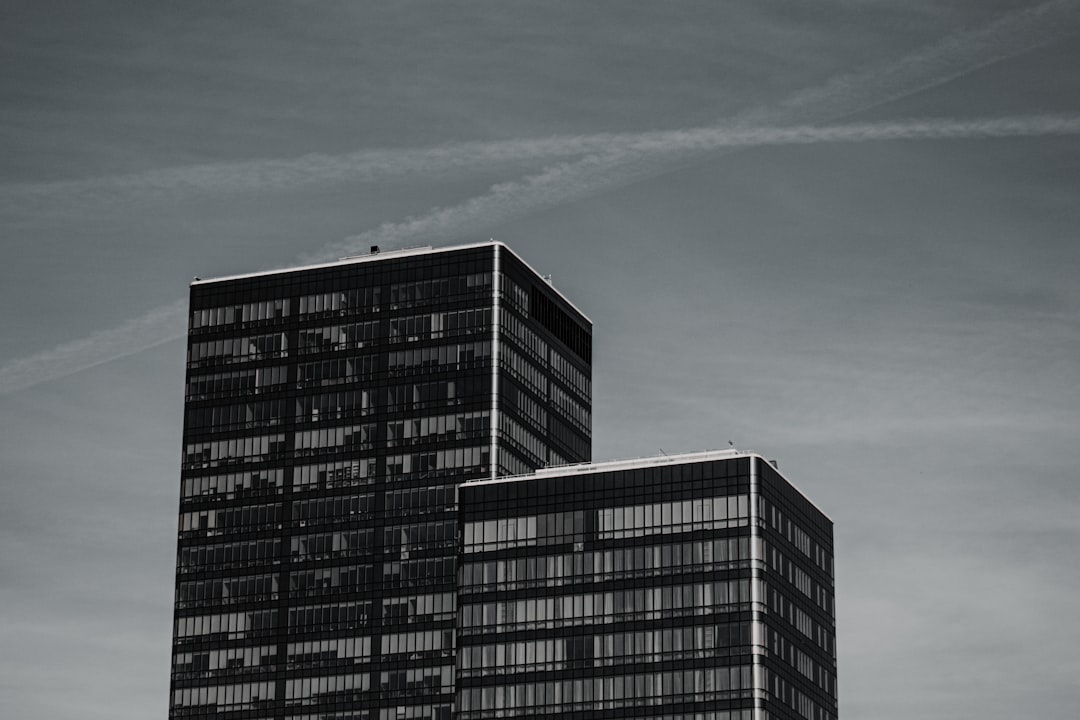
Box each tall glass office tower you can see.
[457,452,837,720]
[169,242,593,720]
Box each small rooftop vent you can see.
[370,245,380,254]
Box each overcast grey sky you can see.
[2,2,1079,718]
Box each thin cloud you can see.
[2,1,1074,216]
[1,0,1078,395]
[3,115,1078,396]
[747,0,1080,125]
[307,114,1080,262]
[0,136,617,216]
[314,0,1080,255]
[0,299,188,396]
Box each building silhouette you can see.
[169,242,835,720]
[171,242,592,719]
[458,452,836,720]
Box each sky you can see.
[1,1,1079,718]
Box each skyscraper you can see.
[170,242,593,719]
[457,451,837,720]
[169,241,836,720]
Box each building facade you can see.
[457,452,837,720]
[170,242,593,719]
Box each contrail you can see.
[3,115,1078,396]
[742,0,1080,126]
[2,1,1074,216]
[307,114,1080,263]
[2,0,1078,395]
[309,0,1080,258]
[0,135,625,216]
[0,299,189,396]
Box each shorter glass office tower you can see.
[456,451,837,720]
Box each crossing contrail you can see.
[2,114,1078,396]
[310,114,1080,263]
[308,0,1080,259]
[1,0,1078,396]
[2,1,1075,216]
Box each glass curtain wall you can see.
[171,244,592,720]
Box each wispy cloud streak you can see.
[309,114,1080,263]
[0,300,189,396]
[742,0,1080,125]
[2,0,1078,395]
[0,137,612,216]
[311,0,1080,258]
[3,114,1078,395]
[3,2,1075,216]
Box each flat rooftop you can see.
[466,449,831,521]
[468,449,748,486]
[189,240,590,323]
